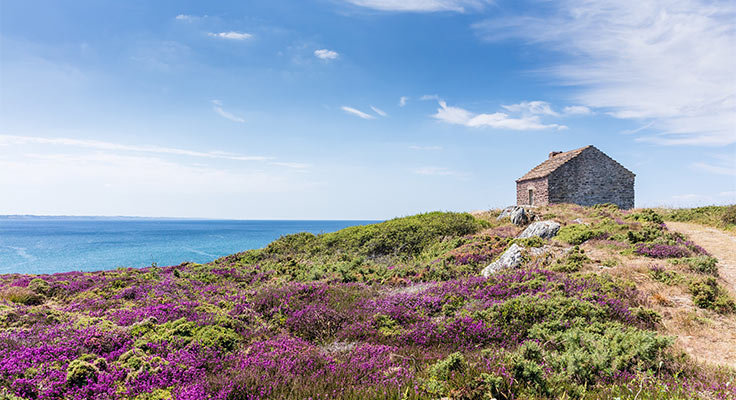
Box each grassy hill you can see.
[1,205,735,399]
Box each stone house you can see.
[516,145,635,209]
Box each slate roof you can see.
[516,145,592,182]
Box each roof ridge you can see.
[516,145,591,182]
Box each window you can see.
[528,189,534,206]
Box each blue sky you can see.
[1,0,734,219]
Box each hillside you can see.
[1,205,735,399]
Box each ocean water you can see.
[0,218,375,275]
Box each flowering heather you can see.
[1,209,733,399]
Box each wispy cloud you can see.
[314,49,339,60]
[270,161,312,169]
[432,100,566,130]
[0,135,271,162]
[562,105,592,116]
[212,100,245,123]
[411,166,469,178]
[502,101,559,116]
[399,96,409,107]
[474,0,736,145]
[409,145,443,151]
[208,31,252,40]
[341,106,375,119]
[370,106,387,117]
[345,0,492,12]
[691,153,736,176]
[692,162,736,177]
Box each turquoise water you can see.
[0,218,375,274]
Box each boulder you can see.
[517,220,561,240]
[510,207,529,226]
[497,206,531,226]
[496,206,515,220]
[481,243,525,277]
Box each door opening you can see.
[528,189,534,206]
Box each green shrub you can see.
[534,322,672,386]
[427,352,466,380]
[626,223,664,244]
[649,267,682,286]
[659,205,736,230]
[66,359,98,386]
[551,246,590,272]
[322,212,489,257]
[556,225,597,245]
[629,209,664,224]
[1,286,43,305]
[510,236,544,248]
[723,205,736,225]
[674,256,718,276]
[689,277,736,313]
[28,279,51,296]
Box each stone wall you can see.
[516,177,548,206]
[547,147,635,209]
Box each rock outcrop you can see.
[497,206,532,226]
[481,243,525,277]
[517,220,561,240]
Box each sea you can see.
[0,217,376,275]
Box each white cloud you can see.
[0,135,269,161]
[432,100,566,130]
[420,94,440,101]
[502,101,559,116]
[345,0,491,12]
[175,14,197,22]
[208,31,252,40]
[399,96,409,107]
[562,105,593,116]
[409,145,443,151]
[212,100,245,123]
[474,0,736,145]
[370,106,387,117]
[314,49,339,60]
[411,166,469,178]
[341,106,375,119]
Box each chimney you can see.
[549,151,562,159]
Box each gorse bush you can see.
[629,209,664,224]
[689,277,736,314]
[551,246,590,272]
[674,256,719,276]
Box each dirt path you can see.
[667,222,736,295]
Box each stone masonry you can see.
[516,146,635,209]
